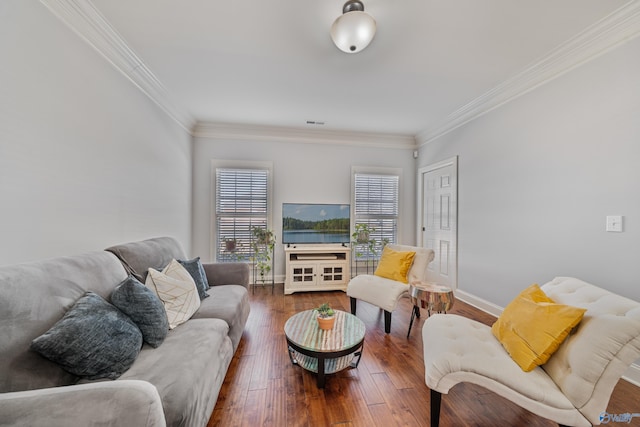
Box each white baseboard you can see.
[455,288,503,317]
[455,289,640,388]
[623,363,640,387]
[250,275,286,287]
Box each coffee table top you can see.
[284,309,365,354]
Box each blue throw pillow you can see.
[30,292,142,380]
[111,275,169,348]
[178,257,210,300]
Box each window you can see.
[214,162,272,262]
[352,169,400,256]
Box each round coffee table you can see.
[407,282,455,338]
[284,309,365,388]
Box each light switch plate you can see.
[606,215,623,232]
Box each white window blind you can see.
[354,172,399,253]
[215,167,269,261]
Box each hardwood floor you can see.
[208,284,640,427]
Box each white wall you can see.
[0,1,192,265]
[419,36,640,307]
[192,135,417,278]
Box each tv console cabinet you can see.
[284,245,351,295]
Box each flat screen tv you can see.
[282,203,350,244]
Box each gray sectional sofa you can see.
[0,237,250,427]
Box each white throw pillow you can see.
[145,259,200,329]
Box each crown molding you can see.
[193,122,417,149]
[40,0,195,132]
[40,0,640,145]
[417,1,640,146]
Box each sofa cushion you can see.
[178,257,210,299]
[145,260,200,329]
[491,284,586,372]
[111,275,169,348]
[192,284,250,351]
[30,292,142,380]
[116,318,234,427]
[374,246,416,283]
[0,251,128,392]
[106,237,188,282]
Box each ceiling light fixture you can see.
[330,0,376,54]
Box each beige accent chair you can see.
[347,244,435,333]
[423,277,640,427]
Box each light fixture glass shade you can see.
[330,11,376,53]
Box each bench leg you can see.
[350,297,357,315]
[430,389,441,427]
[384,310,391,333]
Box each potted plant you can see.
[352,223,374,244]
[351,223,379,273]
[251,226,276,285]
[223,237,237,252]
[315,303,336,330]
[252,226,275,245]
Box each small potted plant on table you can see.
[315,303,336,330]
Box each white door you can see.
[418,157,457,289]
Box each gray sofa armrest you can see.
[0,380,166,427]
[202,262,250,288]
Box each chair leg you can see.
[350,297,357,315]
[414,305,421,319]
[430,389,441,427]
[384,310,391,333]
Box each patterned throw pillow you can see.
[111,275,169,348]
[145,260,201,329]
[178,257,210,300]
[30,292,142,380]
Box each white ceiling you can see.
[86,0,629,138]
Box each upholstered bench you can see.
[423,277,640,427]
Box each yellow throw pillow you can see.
[492,284,586,372]
[374,246,416,283]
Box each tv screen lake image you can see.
[282,204,350,244]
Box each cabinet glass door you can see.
[292,266,315,283]
[321,266,343,283]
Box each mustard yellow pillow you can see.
[374,246,416,283]
[492,284,586,372]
